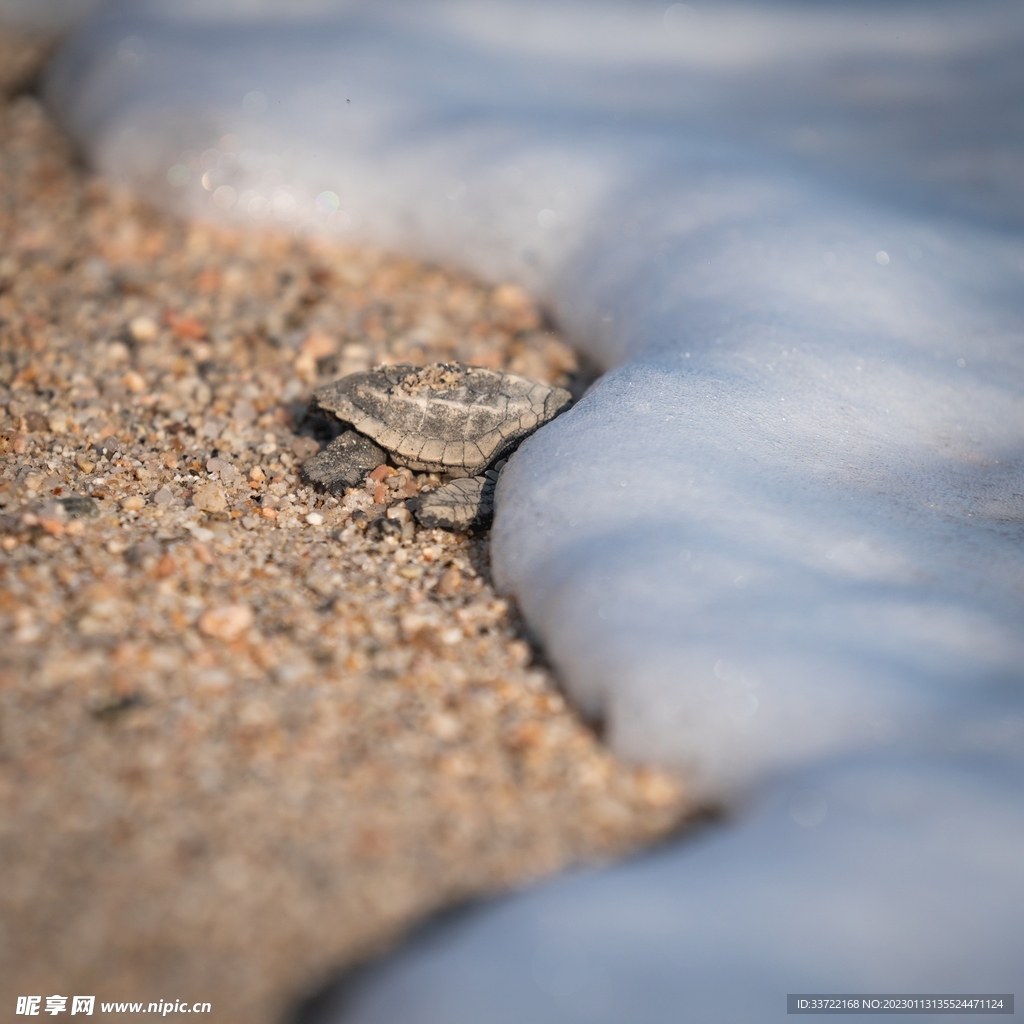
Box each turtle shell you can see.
[312,363,572,476]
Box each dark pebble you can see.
[59,495,99,518]
[367,516,402,539]
[89,692,145,721]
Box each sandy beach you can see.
[0,29,691,1022]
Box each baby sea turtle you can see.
[303,362,572,530]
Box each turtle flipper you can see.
[410,466,500,531]
[302,430,387,493]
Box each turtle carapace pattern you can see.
[311,363,572,478]
[306,363,572,531]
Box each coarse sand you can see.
[0,30,693,1023]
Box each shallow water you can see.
[12,0,1024,1016]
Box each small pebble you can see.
[198,603,254,641]
[438,568,463,595]
[206,457,236,484]
[300,329,338,360]
[122,370,146,393]
[128,315,158,342]
[191,483,227,513]
[24,411,48,432]
[292,436,320,460]
[232,400,257,425]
